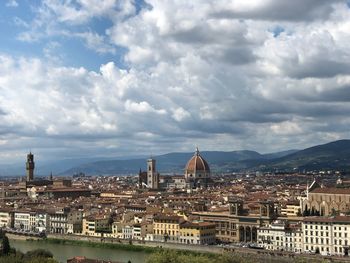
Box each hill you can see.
[62,149,295,175]
[248,139,350,172]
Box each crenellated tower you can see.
[26,152,35,181]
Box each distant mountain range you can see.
[62,140,350,175]
[1,139,350,177]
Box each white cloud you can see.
[75,31,116,54]
[6,0,18,7]
[270,121,303,135]
[125,100,167,115]
[2,0,350,160]
[172,107,191,122]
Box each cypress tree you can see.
[2,235,10,255]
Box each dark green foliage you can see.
[145,250,331,263]
[0,249,57,263]
[31,238,157,253]
[2,235,11,255]
[23,249,53,259]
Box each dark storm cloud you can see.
[210,0,342,22]
[285,59,350,79]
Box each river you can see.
[10,239,148,263]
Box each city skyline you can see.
[1,0,350,163]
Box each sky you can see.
[1,0,350,163]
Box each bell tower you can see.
[26,152,35,181]
[147,158,159,189]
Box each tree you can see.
[296,208,302,217]
[310,207,315,216]
[24,249,53,260]
[2,235,10,255]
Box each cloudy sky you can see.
[1,0,350,163]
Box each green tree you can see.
[24,249,53,260]
[2,235,11,255]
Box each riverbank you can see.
[30,238,160,253]
[9,239,147,263]
[46,234,223,254]
[6,233,41,241]
[9,234,350,263]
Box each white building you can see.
[49,209,69,234]
[14,211,31,231]
[303,216,350,256]
[122,225,133,239]
[258,220,287,251]
[0,210,13,228]
[35,211,49,233]
[258,220,302,252]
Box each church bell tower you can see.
[147,158,159,189]
[26,152,35,181]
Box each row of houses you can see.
[0,208,216,245]
[257,216,350,256]
[0,207,83,234]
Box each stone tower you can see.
[26,152,35,181]
[147,158,159,189]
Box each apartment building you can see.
[0,209,13,228]
[153,215,185,243]
[257,220,302,252]
[179,221,216,245]
[303,216,350,256]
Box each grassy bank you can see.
[28,238,166,254]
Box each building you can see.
[185,148,210,188]
[0,209,13,228]
[303,216,350,256]
[139,147,211,190]
[67,209,84,234]
[122,225,133,239]
[26,152,35,181]
[153,215,185,243]
[160,175,187,189]
[257,220,302,252]
[179,221,216,245]
[193,199,276,243]
[82,214,110,236]
[14,211,31,231]
[147,158,159,190]
[281,201,301,217]
[138,158,160,190]
[49,208,69,234]
[34,211,49,233]
[301,179,350,216]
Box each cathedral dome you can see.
[185,148,210,174]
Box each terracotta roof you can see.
[310,187,350,195]
[180,221,215,228]
[67,256,122,263]
[185,148,210,173]
[303,216,350,223]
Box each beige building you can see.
[301,180,350,216]
[0,210,13,228]
[153,215,185,243]
[193,199,276,243]
[82,215,109,236]
[281,202,301,217]
[179,221,216,245]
